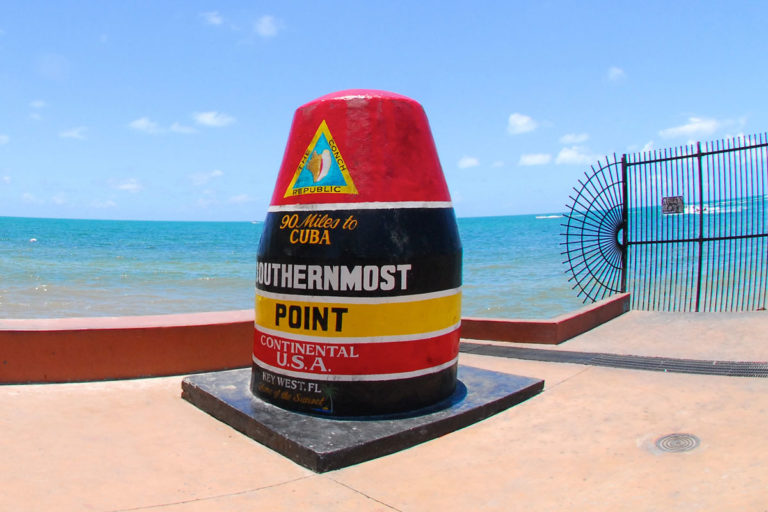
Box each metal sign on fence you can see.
[562,133,768,312]
[661,196,685,215]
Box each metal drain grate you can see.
[655,433,700,452]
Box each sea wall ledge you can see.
[460,293,631,345]
[0,310,254,384]
[0,294,629,384]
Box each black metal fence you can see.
[562,133,768,312]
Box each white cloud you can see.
[2,176,10,184]
[659,117,719,139]
[22,192,43,204]
[29,99,46,121]
[0,134,9,145]
[128,117,161,134]
[559,133,589,144]
[641,141,654,153]
[507,113,537,135]
[37,53,70,81]
[194,111,235,127]
[229,193,253,204]
[254,15,280,37]
[555,146,597,165]
[59,127,87,140]
[92,199,117,208]
[457,156,480,169]
[724,132,747,142]
[170,122,197,134]
[191,169,224,186]
[201,11,223,26]
[128,118,198,135]
[115,178,142,193]
[608,66,626,82]
[491,161,504,168]
[519,153,552,166]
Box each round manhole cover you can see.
[655,433,700,452]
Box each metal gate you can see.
[562,133,768,311]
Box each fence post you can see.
[695,141,704,312]
[620,154,628,294]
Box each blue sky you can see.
[1,1,766,221]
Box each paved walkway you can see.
[504,310,768,362]
[2,311,767,511]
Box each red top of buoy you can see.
[269,89,451,206]
[310,89,414,102]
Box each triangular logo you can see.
[283,120,358,198]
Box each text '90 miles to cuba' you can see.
[279,212,357,245]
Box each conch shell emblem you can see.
[307,149,332,182]
[283,120,358,198]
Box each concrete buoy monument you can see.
[252,89,462,416]
[181,90,543,472]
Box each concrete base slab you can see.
[181,365,544,473]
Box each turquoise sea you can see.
[0,214,585,319]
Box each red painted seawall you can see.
[460,293,631,345]
[0,294,629,384]
[0,310,253,384]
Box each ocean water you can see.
[0,214,585,319]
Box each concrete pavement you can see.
[2,310,767,511]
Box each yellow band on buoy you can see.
[255,290,461,339]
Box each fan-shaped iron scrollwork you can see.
[562,155,625,303]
